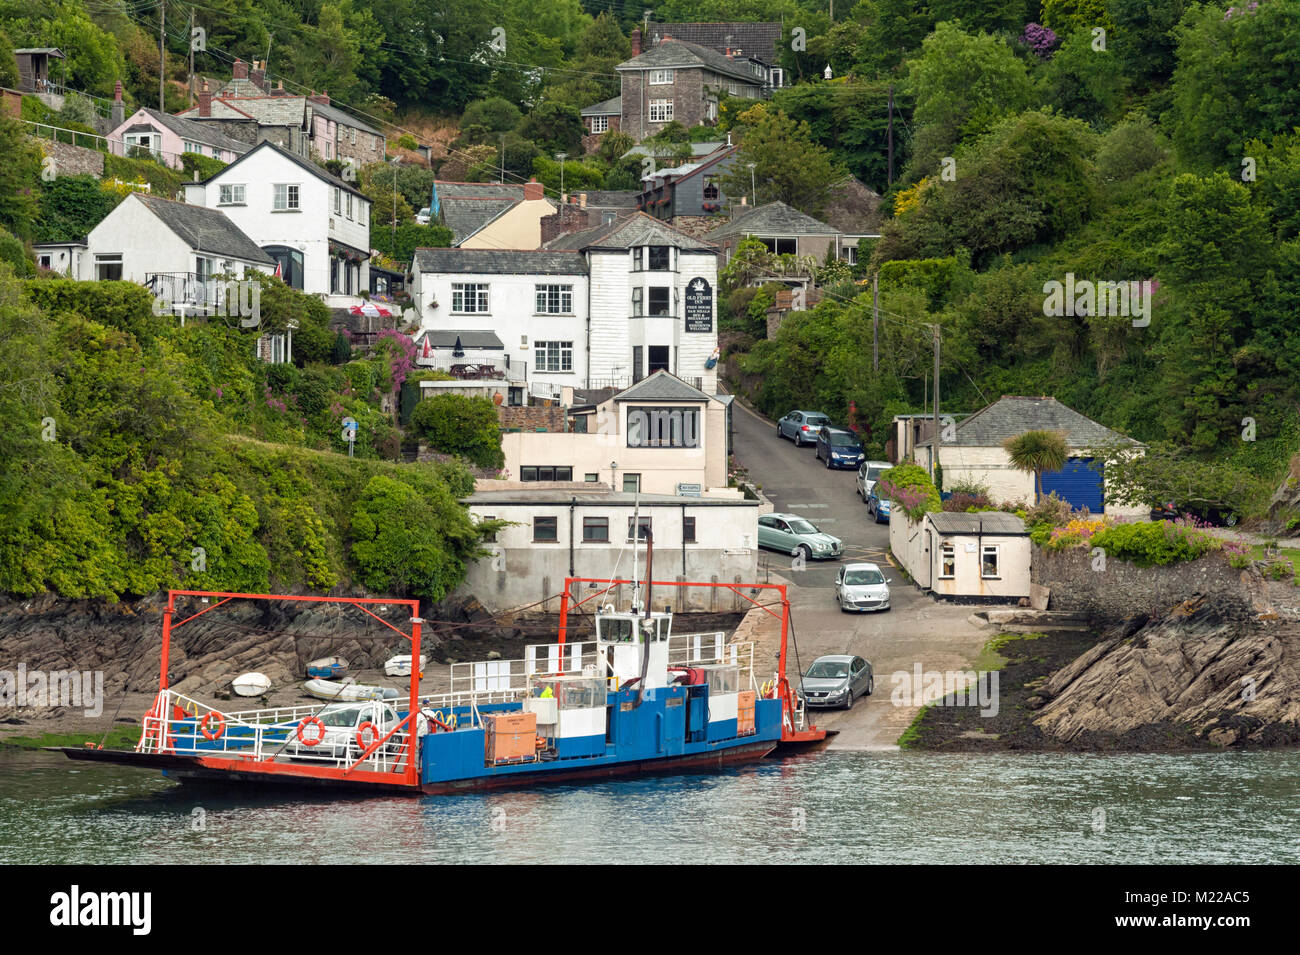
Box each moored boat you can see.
[303,678,397,702]
[306,656,349,680]
[231,672,272,697]
[383,654,426,677]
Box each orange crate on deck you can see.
[485,711,538,763]
[737,691,756,736]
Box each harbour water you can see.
[2,748,1297,864]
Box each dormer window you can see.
[647,245,670,270]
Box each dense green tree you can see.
[716,109,846,216]
[410,394,504,470]
[516,101,587,156]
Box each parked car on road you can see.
[866,489,892,524]
[758,512,843,560]
[415,207,432,225]
[798,654,874,709]
[856,460,890,500]
[776,410,831,446]
[835,562,891,612]
[816,427,866,469]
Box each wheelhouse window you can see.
[648,99,673,123]
[535,284,573,314]
[534,340,573,373]
[273,183,300,210]
[533,516,558,542]
[451,283,489,313]
[940,544,956,579]
[218,184,246,205]
[981,545,1000,579]
[582,517,609,542]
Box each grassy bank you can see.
[0,726,140,751]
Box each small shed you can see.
[14,48,64,93]
[890,510,1030,602]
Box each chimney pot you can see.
[113,80,122,102]
[198,84,212,117]
[251,64,266,90]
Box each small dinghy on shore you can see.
[306,656,349,679]
[232,672,273,697]
[303,678,398,702]
[383,654,427,677]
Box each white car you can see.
[835,562,892,612]
[415,207,431,225]
[857,460,890,500]
[280,701,403,760]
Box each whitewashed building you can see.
[182,140,372,304]
[890,511,1031,602]
[459,486,759,613]
[409,213,720,397]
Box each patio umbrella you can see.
[452,336,465,358]
[421,336,430,359]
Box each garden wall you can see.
[1031,546,1266,624]
[36,138,105,177]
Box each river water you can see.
[2,748,1297,864]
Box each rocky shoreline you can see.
[902,600,1300,750]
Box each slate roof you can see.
[646,22,783,63]
[310,98,381,135]
[706,201,839,239]
[545,212,716,252]
[179,96,308,127]
[432,182,554,245]
[917,396,1142,449]
[821,176,885,237]
[623,142,729,159]
[614,370,712,403]
[417,330,505,349]
[928,512,1028,536]
[411,248,587,275]
[580,190,639,209]
[617,38,762,86]
[581,96,622,116]
[198,140,367,199]
[133,108,252,155]
[130,194,273,264]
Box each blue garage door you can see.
[1040,457,1104,513]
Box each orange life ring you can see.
[355,721,380,751]
[200,711,225,741]
[297,716,326,746]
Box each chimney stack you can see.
[630,28,641,57]
[579,192,588,209]
[111,80,124,126]
[524,178,545,201]
[232,58,248,80]
[309,89,330,105]
[250,61,266,91]
[198,81,212,117]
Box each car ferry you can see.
[62,575,826,795]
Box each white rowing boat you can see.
[303,678,398,702]
[383,654,427,677]
[232,672,272,697]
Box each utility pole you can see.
[887,85,894,189]
[872,271,879,374]
[392,165,398,258]
[188,7,195,108]
[159,0,166,111]
[499,133,505,183]
[932,324,941,484]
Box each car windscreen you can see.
[830,433,860,447]
[788,519,819,534]
[866,467,884,480]
[844,570,885,586]
[806,662,849,679]
[319,705,364,727]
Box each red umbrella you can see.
[421,336,430,359]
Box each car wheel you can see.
[866,676,874,696]
[844,689,854,710]
[795,544,812,562]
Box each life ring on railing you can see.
[355,721,380,751]
[297,716,326,747]
[200,711,225,741]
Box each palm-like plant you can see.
[1003,430,1069,503]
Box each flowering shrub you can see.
[941,491,997,512]
[1043,516,1115,549]
[877,463,941,521]
[1020,23,1058,57]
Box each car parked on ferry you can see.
[758,512,843,560]
[798,654,874,709]
[280,701,404,761]
[776,409,831,446]
[835,562,891,612]
[815,426,866,469]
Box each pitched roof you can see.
[310,98,381,135]
[928,512,1028,536]
[133,108,252,155]
[917,396,1142,449]
[179,95,308,127]
[645,22,783,63]
[129,194,273,264]
[545,212,716,251]
[706,201,839,239]
[416,330,505,349]
[614,370,713,403]
[198,140,367,199]
[580,190,639,209]
[411,248,587,275]
[439,198,519,244]
[617,38,762,86]
[580,96,622,116]
[821,176,885,237]
[623,142,730,159]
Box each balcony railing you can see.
[144,272,235,314]
[416,353,525,382]
[588,375,704,391]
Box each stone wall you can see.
[36,138,105,177]
[1031,546,1266,624]
[498,405,565,432]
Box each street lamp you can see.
[556,152,568,201]
[746,162,756,206]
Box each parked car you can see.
[758,512,843,560]
[415,207,432,225]
[816,427,866,469]
[856,460,890,500]
[798,654,874,709]
[280,701,403,760]
[866,489,892,524]
[835,562,891,612]
[776,410,831,446]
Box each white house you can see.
[78,193,274,311]
[915,396,1146,517]
[890,511,1031,601]
[459,485,759,613]
[409,213,721,397]
[182,140,372,304]
[32,240,87,277]
[497,371,738,497]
